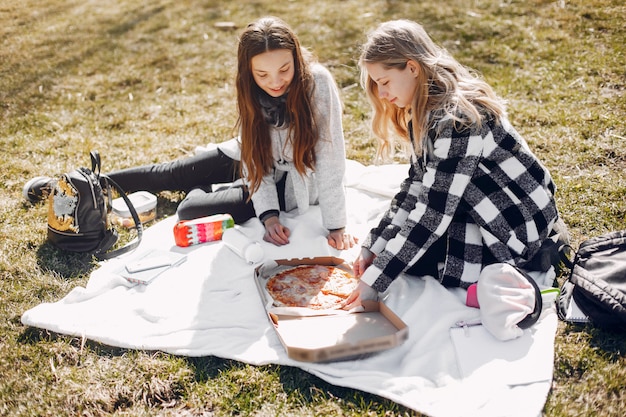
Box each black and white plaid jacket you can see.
[360,112,559,291]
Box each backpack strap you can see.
[558,243,575,270]
[93,174,144,260]
[90,150,102,177]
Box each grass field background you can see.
[1,0,625,415]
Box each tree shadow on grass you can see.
[562,323,626,360]
[18,328,419,415]
[35,242,97,279]
[276,365,419,415]
[19,326,131,359]
[587,327,626,360]
[185,356,419,415]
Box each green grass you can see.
[1,0,625,415]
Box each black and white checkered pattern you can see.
[360,113,559,291]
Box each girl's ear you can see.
[407,60,420,77]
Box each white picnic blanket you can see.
[22,160,557,417]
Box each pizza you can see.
[266,265,359,310]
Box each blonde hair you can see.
[359,20,506,160]
[236,16,317,194]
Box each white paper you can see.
[564,296,590,323]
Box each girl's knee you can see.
[175,201,194,220]
[176,190,208,220]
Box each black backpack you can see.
[557,230,626,331]
[47,151,143,260]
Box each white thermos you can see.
[222,226,264,264]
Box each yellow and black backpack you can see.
[47,151,142,260]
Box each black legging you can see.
[107,148,256,223]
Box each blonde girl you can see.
[346,20,564,307]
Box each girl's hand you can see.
[353,247,375,277]
[327,228,358,250]
[342,280,378,311]
[263,216,291,246]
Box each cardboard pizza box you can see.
[254,257,409,363]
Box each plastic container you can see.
[222,226,264,264]
[111,191,157,228]
[173,213,235,247]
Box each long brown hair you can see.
[359,20,506,160]
[236,16,317,194]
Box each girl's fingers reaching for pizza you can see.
[353,258,366,277]
[342,291,361,311]
[342,281,378,310]
[345,304,365,313]
[353,247,375,277]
